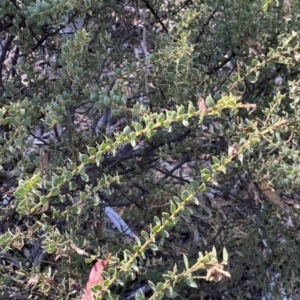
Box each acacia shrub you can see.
[0,0,299,299]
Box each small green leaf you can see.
[160,230,169,238]
[67,162,76,170]
[79,153,89,164]
[205,95,215,107]
[130,131,136,141]
[184,278,198,288]
[96,152,102,166]
[90,93,98,102]
[133,245,142,252]
[191,197,199,205]
[123,126,131,135]
[162,274,172,281]
[45,243,56,254]
[148,243,158,251]
[124,249,132,258]
[100,142,107,151]
[91,284,102,292]
[181,190,190,201]
[135,236,141,246]
[251,59,259,66]
[220,155,226,165]
[165,286,178,298]
[212,156,220,165]
[154,216,161,225]
[188,102,195,114]
[136,294,145,300]
[173,196,181,205]
[227,161,237,168]
[238,153,244,163]
[182,120,189,127]
[183,254,189,269]
[63,171,72,180]
[190,180,199,190]
[232,74,239,81]
[248,75,257,83]
[85,258,94,263]
[212,164,219,170]
[162,212,170,218]
[172,216,179,225]
[40,196,48,205]
[157,113,165,122]
[201,174,209,182]
[212,246,217,258]
[81,173,89,182]
[155,282,163,291]
[17,199,26,212]
[14,187,26,198]
[134,123,143,132]
[148,280,155,291]
[181,208,193,216]
[62,44,70,53]
[201,168,211,175]
[78,165,86,175]
[177,105,185,115]
[53,175,64,185]
[141,230,149,239]
[50,187,59,196]
[104,96,111,106]
[87,147,96,155]
[170,201,176,214]
[223,247,229,262]
[164,120,170,129]
[9,25,17,36]
[20,98,30,108]
[22,117,31,126]
[146,131,152,138]
[130,139,136,147]
[152,224,161,233]
[148,121,155,130]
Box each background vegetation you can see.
[0,0,300,299]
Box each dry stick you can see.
[141,0,169,36]
[142,8,149,99]
[0,251,22,268]
[195,8,218,44]
[0,34,15,92]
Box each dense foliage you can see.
[0,0,300,299]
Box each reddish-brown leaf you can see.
[81,255,110,300]
[198,97,207,116]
